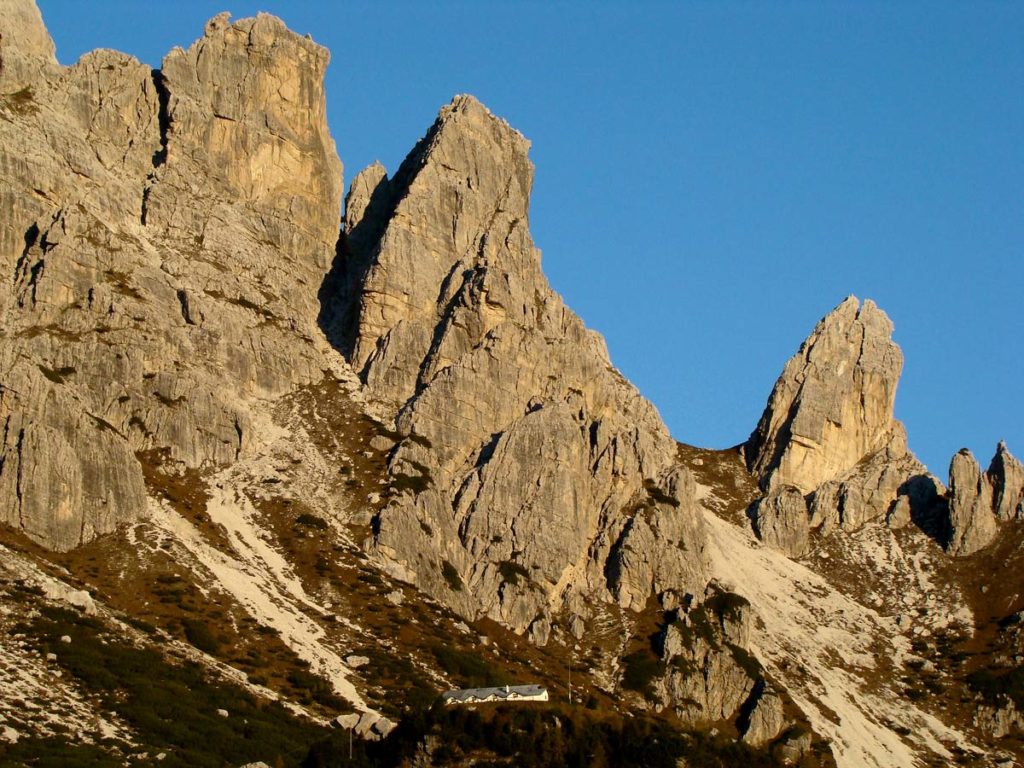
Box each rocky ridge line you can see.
[333,95,712,645]
[0,1,343,549]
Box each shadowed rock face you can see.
[989,441,1024,522]
[338,96,709,638]
[0,4,343,549]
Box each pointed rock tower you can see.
[337,96,710,639]
[746,297,933,541]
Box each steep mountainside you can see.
[1,3,1021,767]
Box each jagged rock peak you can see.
[989,441,1024,522]
[946,448,998,556]
[150,10,343,253]
[940,441,1022,557]
[746,295,907,495]
[347,92,535,404]
[338,94,709,638]
[0,0,58,90]
[0,6,343,550]
[345,161,389,233]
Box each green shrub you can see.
[0,86,39,116]
[182,618,221,655]
[966,666,1024,708]
[430,645,508,688]
[643,479,680,508]
[296,512,329,530]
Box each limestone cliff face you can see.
[338,96,709,639]
[0,0,58,91]
[745,297,935,548]
[0,2,343,549]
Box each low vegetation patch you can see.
[966,665,1024,708]
[430,644,509,688]
[295,512,329,530]
[0,86,39,116]
[303,703,786,768]
[9,604,324,767]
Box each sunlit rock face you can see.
[747,296,907,496]
[339,95,710,638]
[745,296,936,540]
[0,5,343,549]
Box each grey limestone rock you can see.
[989,441,1024,522]
[0,4,344,549]
[746,296,934,550]
[940,442,1024,556]
[975,697,1024,738]
[740,681,787,747]
[655,587,762,726]
[946,448,998,556]
[0,0,59,92]
[747,296,907,495]
[887,495,912,529]
[752,486,810,558]
[342,95,709,636]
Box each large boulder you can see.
[751,486,810,558]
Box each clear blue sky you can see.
[37,1,1023,477]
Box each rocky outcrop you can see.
[751,487,809,558]
[339,95,709,637]
[0,4,344,549]
[975,698,1024,739]
[946,449,998,556]
[652,588,766,728]
[989,441,1024,522]
[808,436,932,533]
[941,442,1023,557]
[0,0,58,91]
[739,681,787,747]
[746,297,934,549]
[747,297,908,495]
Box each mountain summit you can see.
[0,4,1021,767]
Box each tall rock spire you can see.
[340,95,710,638]
[747,296,906,494]
[746,296,933,540]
